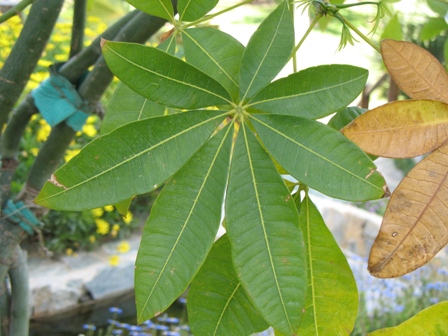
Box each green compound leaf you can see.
[250,114,388,201]
[183,27,245,101]
[135,123,233,322]
[248,65,368,119]
[188,235,269,336]
[35,111,227,211]
[178,0,219,22]
[368,301,448,335]
[101,82,165,135]
[327,106,367,131]
[297,195,358,335]
[127,0,174,22]
[225,122,307,336]
[157,33,177,55]
[102,41,232,109]
[239,1,294,101]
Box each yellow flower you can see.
[54,54,66,62]
[95,218,110,235]
[66,248,73,256]
[112,224,120,231]
[110,230,118,238]
[82,124,97,137]
[38,59,52,68]
[123,211,133,225]
[30,147,39,156]
[103,205,114,212]
[89,235,96,243]
[64,149,80,162]
[109,255,120,267]
[91,208,104,218]
[36,122,51,142]
[116,241,130,254]
[87,115,97,124]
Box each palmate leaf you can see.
[368,301,448,335]
[178,0,219,22]
[225,122,307,336]
[188,235,269,336]
[102,41,232,109]
[341,100,448,158]
[381,39,448,103]
[35,111,227,211]
[183,27,244,101]
[250,114,388,201]
[247,65,368,119]
[368,141,448,278]
[135,123,233,322]
[127,0,174,22]
[297,195,358,335]
[239,0,294,101]
[101,82,165,135]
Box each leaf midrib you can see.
[251,115,384,193]
[305,197,319,335]
[182,29,239,93]
[138,122,233,321]
[246,74,366,107]
[213,283,241,336]
[241,123,292,333]
[39,112,228,202]
[240,3,287,102]
[104,43,232,105]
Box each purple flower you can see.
[109,307,123,314]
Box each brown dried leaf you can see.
[341,100,448,158]
[368,141,448,278]
[381,39,448,103]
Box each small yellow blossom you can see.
[116,241,130,254]
[91,208,104,218]
[87,115,97,124]
[95,218,110,235]
[123,211,133,225]
[110,230,118,238]
[30,148,39,156]
[36,122,51,142]
[109,255,120,267]
[89,235,96,243]
[66,248,73,256]
[64,149,80,162]
[54,54,66,62]
[103,205,114,212]
[82,124,97,137]
[112,224,120,231]
[37,59,52,68]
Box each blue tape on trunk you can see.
[3,200,41,235]
[32,65,90,131]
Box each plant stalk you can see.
[0,0,65,134]
[0,0,36,24]
[340,15,380,53]
[69,0,87,58]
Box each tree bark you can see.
[0,0,65,132]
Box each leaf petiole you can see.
[183,0,254,28]
[339,15,381,53]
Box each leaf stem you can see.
[290,14,322,62]
[183,0,254,28]
[0,0,36,24]
[334,1,380,9]
[340,15,380,53]
[289,0,298,73]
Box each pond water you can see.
[30,290,187,336]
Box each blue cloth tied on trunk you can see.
[32,66,90,131]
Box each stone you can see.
[85,262,135,300]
